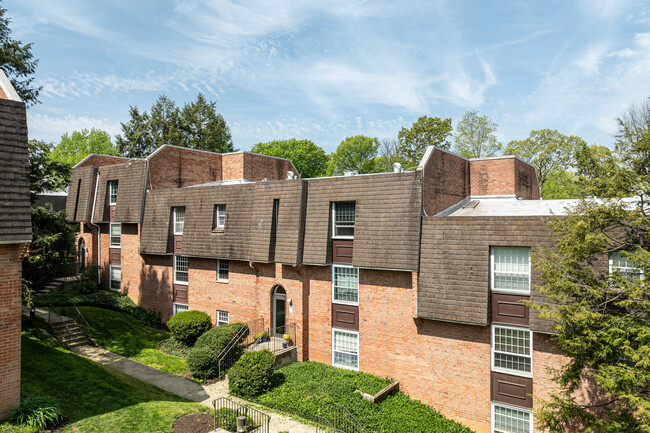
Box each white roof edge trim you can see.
[417,146,469,170]
[0,69,21,102]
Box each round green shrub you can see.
[195,323,245,351]
[228,349,276,397]
[10,396,63,431]
[187,346,220,380]
[167,310,211,346]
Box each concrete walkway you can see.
[33,307,316,433]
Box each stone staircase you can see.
[50,317,91,348]
[43,275,83,292]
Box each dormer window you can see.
[173,207,185,235]
[333,202,355,238]
[213,204,226,230]
[109,180,118,205]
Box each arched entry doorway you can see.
[78,239,86,272]
[271,285,286,336]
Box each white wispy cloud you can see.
[27,113,122,142]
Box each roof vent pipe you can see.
[392,162,401,173]
[287,171,294,180]
[343,170,358,176]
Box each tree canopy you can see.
[453,110,501,158]
[116,94,234,158]
[532,99,650,432]
[0,2,41,105]
[250,139,329,179]
[397,115,453,168]
[50,128,118,168]
[504,129,586,190]
[28,140,69,203]
[326,135,379,176]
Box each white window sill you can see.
[491,289,530,295]
[332,236,354,240]
[109,287,121,292]
[217,279,229,284]
[491,366,533,378]
[173,281,189,286]
[332,300,359,306]
[332,362,359,371]
[110,245,121,249]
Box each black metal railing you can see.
[47,304,73,336]
[68,301,94,341]
[212,397,270,433]
[248,323,296,354]
[316,404,367,433]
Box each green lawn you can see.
[244,361,474,433]
[0,331,208,433]
[58,306,188,375]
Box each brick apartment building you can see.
[67,143,600,433]
[0,71,31,419]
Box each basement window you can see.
[491,247,530,294]
[173,207,185,235]
[109,180,118,205]
[332,328,359,370]
[491,403,532,433]
[173,303,188,316]
[492,325,532,376]
[332,202,355,238]
[109,265,121,291]
[213,204,226,230]
[110,223,121,247]
[174,255,189,284]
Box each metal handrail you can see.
[212,397,270,433]
[47,304,73,336]
[332,403,367,433]
[316,415,340,433]
[69,301,93,335]
[218,323,249,359]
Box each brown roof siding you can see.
[140,189,175,255]
[302,172,422,271]
[0,100,31,243]
[65,165,95,223]
[93,161,147,223]
[418,216,555,330]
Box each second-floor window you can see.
[173,207,185,235]
[492,325,532,376]
[332,265,359,304]
[491,247,531,294]
[217,259,229,282]
[213,204,226,230]
[610,251,642,281]
[109,180,118,205]
[110,223,121,247]
[333,202,355,238]
[174,255,189,284]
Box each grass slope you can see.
[246,361,474,433]
[58,306,187,375]
[0,333,208,433]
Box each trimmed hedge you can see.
[187,346,220,380]
[228,350,276,397]
[187,323,246,380]
[167,310,211,346]
[195,323,245,351]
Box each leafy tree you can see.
[28,140,69,203]
[326,135,379,176]
[397,116,453,168]
[51,128,118,167]
[375,138,410,172]
[0,2,41,105]
[532,101,650,432]
[116,106,154,158]
[250,139,329,178]
[540,169,584,200]
[453,110,501,158]
[504,129,586,190]
[180,93,233,153]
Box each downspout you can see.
[89,168,101,286]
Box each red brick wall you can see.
[422,149,470,215]
[515,159,541,200]
[243,152,298,181]
[221,153,244,181]
[76,155,135,168]
[148,146,222,189]
[0,243,27,419]
[469,157,540,199]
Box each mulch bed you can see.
[173,413,216,433]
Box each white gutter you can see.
[89,167,101,285]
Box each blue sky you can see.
[5,0,650,153]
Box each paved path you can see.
[33,307,316,433]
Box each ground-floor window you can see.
[217,310,229,326]
[109,265,121,291]
[332,328,358,370]
[173,303,188,316]
[492,403,532,433]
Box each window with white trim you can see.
[217,310,229,326]
[173,303,188,316]
[492,403,533,433]
[609,251,642,281]
[109,180,118,205]
[491,247,531,294]
[174,255,189,284]
[110,223,121,247]
[217,259,229,282]
[110,265,121,291]
[173,207,185,235]
[332,265,359,304]
[492,325,532,376]
[332,202,355,238]
[213,204,226,230]
[332,329,358,370]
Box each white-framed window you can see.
[332,201,355,238]
[492,325,532,376]
[173,207,185,235]
[491,247,531,294]
[213,204,226,230]
[173,303,188,316]
[609,251,642,281]
[109,180,118,205]
[174,255,189,284]
[217,259,229,282]
[217,310,229,326]
[332,328,358,370]
[110,223,121,247]
[332,265,359,305]
[109,265,121,291]
[491,403,533,433]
